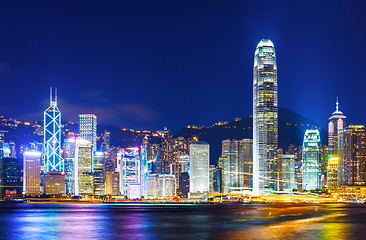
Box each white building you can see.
[189,142,209,195]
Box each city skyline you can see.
[1,2,366,132]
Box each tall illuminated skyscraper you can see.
[44,88,64,172]
[23,151,41,194]
[189,142,209,196]
[75,138,93,196]
[79,114,97,152]
[253,39,278,194]
[302,129,321,190]
[338,125,366,186]
[328,98,346,156]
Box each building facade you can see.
[278,154,295,191]
[302,129,321,190]
[120,148,140,196]
[79,114,97,152]
[338,125,366,186]
[23,151,41,194]
[253,39,278,194]
[44,88,63,172]
[328,99,346,156]
[189,142,209,195]
[75,138,93,195]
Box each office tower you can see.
[177,172,190,198]
[178,154,190,172]
[79,114,97,152]
[147,174,159,199]
[158,174,176,198]
[63,136,76,195]
[93,151,105,195]
[44,88,63,172]
[105,171,120,195]
[328,98,346,156]
[278,154,295,191]
[241,139,253,189]
[320,146,329,188]
[45,172,65,195]
[149,153,163,175]
[213,165,222,193]
[253,39,278,194]
[338,125,366,186]
[75,138,93,195]
[302,129,321,190]
[287,145,302,190]
[221,139,243,193]
[0,157,23,198]
[189,142,209,196]
[209,165,215,193]
[101,130,110,151]
[161,128,173,173]
[23,151,41,194]
[140,143,149,198]
[327,156,339,188]
[120,147,140,196]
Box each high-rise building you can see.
[75,138,93,195]
[328,98,346,156]
[253,39,278,194]
[158,174,176,198]
[338,125,366,186]
[177,172,189,198]
[120,148,140,196]
[44,88,63,172]
[242,139,253,190]
[221,139,243,193]
[189,142,209,196]
[23,151,41,194]
[63,136,76,195]
[105,171,120,195]
[0,157,23,198]
[140,143,149,198]
[93,151,105,195]
[147,174,159,199]
[302,129,321,190]
[79,114,97,152]
[45,172,65,195]
[327,156,339,188]
[278,154,295,191]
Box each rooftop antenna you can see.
[55,88,58,104]
[50,87,53,104]
[336,97,339,112]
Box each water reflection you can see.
[0,203,364,239]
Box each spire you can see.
[336,97,339,112]
[55,88,57,104]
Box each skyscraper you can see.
[75,138,93,195]
[63,136,76,195]
[189,142,209,196]
[278,154,295,191]
[253,39,278,194]
[338,125,366,186]
[79,114,97,153]
[23,151,41,194]
[93,151,105,195]
[302,129,321,190]
[44,88,63,172]
[328,98,346,156]
[120,147,140,196]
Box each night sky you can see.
[1,1,366,132]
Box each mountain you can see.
[174,107,327,165]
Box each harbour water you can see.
[0,203,365,239]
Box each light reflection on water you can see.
[0,203,364,239]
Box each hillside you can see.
[174,107,327,165]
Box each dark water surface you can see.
[0,203,365,239]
